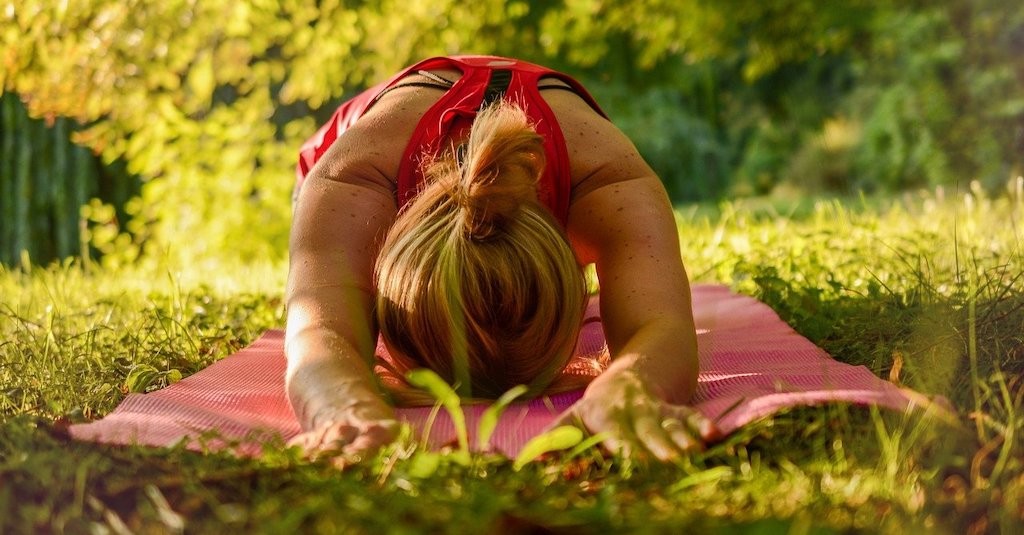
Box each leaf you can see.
[124,364,160,393]
[668,466,734,492]
[512,426,584,470]
[406,369,468,454]
[565,432,610,459]
[406,451,441,479]
[476,384,528,451]
[187,52,215,109]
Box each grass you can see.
[2,182,1023,533]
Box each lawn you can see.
[2,184,1022,534]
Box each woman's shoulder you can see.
[312,87,443,189]
[542,91,655,204]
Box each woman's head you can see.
[375,101,587,401]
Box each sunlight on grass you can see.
[2,183,1022,532]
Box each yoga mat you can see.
[70,285,944,457]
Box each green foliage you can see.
[4,1,330,266]
[2,0,572,266]
[3,193,1023,532]
[477,384,528,451]
[590,78,733,201]
[406,368,470,459]
[512,426,584,470]
[795,1,1024,194]
[678,181,1024,409]
[405,371,574,463]
[2,0,1022,265]
[124,363,182,394]
[0,92,139,265]
[849,9,959,191]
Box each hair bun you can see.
[452,102,546,241]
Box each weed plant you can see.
[1,182,1022,533]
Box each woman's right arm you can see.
[285,84,453,456]
[285,118,401,456]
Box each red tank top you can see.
[295,56,607,226]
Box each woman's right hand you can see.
[287,383,401,461]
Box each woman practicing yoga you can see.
[286,55,717,461]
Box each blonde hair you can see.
[374,102,588,403]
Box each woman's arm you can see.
[566,175,717,461]
[285,96,418,456]
[286,85,444,457]
[569,174,699,403]
[559,101,717,461]
[286,162,399,455]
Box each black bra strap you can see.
[536,84,583,95]
[416,70,456,87]
[373,81,452,102]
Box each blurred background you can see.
[1,0,1021,268]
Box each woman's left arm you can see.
[561,114,718,461]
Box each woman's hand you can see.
[552,369,719,462]
[287,384,400,461]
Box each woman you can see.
[286,55,717,462]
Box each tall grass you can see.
[1,183,1022,533]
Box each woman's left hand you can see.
[550,369,720,461]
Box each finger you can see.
[321,424,359,448]
[306,425,361,459]
[344,421,400,456]
[632,412,681,462]
[663,405,718,440]
[664,421,702,453]
[661,408,707,453]
[292,424,336,453]
[599,432,634,460]
[660,417,700,452]
[287,432,315,451]
[604,405,652,461]
[682,410,720,442]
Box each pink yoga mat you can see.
[70,285,944,457]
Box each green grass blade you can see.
[476,384,528,451]
[512,425,584,470]
[565,432,609,459]
[406,369,468,455]
[669,466,734,492]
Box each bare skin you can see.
[286,70,718,462]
